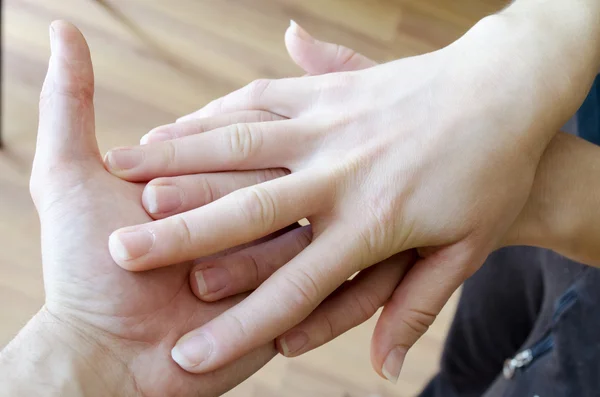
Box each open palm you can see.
[30,21,274,397]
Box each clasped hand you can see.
[103,20,561,382]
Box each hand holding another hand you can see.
[104,16,593,383]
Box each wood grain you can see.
[1,0,507,395]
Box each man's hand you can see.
[0,21,311,397]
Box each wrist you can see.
[502,133,600,267]
[447,3,600,149]
[0,308,137,397]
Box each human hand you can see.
[12,21,289,397]
[134,23,417,384]
[103,14,589,382]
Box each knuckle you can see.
[161,140,177,170]
[224,312,251,339]
[398,307,437,338]
[29,163,87,210]
[320,312,337,341]
[203,97,225,115]
[353,196,399,260]
[226,123,261,164]
[248,79,272,103]
[255,168,288,184]
[39,76,94,110]
[283,267,321,313]
[295,227,313,252]
[258,111,281,123]
[198,176,216,205]
[172,215,193,248]
[242,253,262,285]
[353,292,380,323]
[236,186,277,230]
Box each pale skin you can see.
[4,5,600,396]
[0,21,296,397]
[0,20,415,396]
[104,0,600,384]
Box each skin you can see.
[104,0,600,383]
[3,13,600,395]
[132,24,600,385]
[0,20,415,396]
[0,21,284,397]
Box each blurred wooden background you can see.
[1,0,507,395]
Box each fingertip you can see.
[108,228,156,270]
[287,20,313,43]
[103,147,145,176]
[190,266,232,302]
[171,345,192,370]
[108,231,134,270]
[190,269,207,300]
[48,20,90,61]
[171,332,214,373]
[277,330,309,357]
[381,346,406,385]
[141,184,160,215]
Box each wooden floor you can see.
[1,0,507,395]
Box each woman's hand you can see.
[136,24,420,384]
[105,7,599,381]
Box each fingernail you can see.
[289,20,313,42]
[109,229,155,261]
[172,333,213,368]
[105,148,144,171]
[143,185,183,214]
[280,331,309,356]
[382,346,406,384]
[195,267,230,296]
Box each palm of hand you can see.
[32,22,273,397]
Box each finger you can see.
[176,22,376,124]
[32,21,101,208]
[370,242,480,384]
[143,169,289,219]
[170,225,363,374]
[35,21,99,173]
[105,119,311,182]
[285,20,378,75]
[190,225,312,302]
[109,169,332,271]
[140,111,284,144]
[276,251,416,358]
[177,75,315,122]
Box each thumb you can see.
[34,21,100,174]
[370,243,480,384]
[284,20,377,75]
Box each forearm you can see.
[0,309,135,397]
[503,0,600,111]
[449,0,600,150]
[505,132,600,266]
